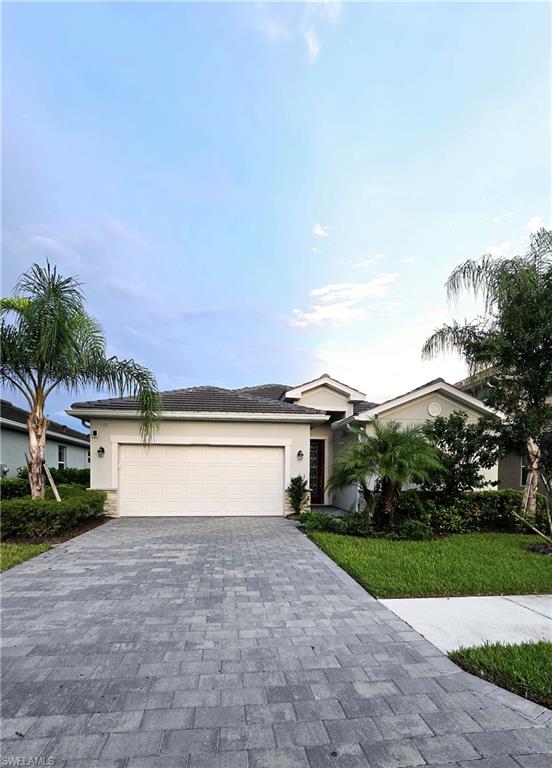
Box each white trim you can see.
[355,381,499,420]
[0,417,90,447]
[109,435,294,493]
[67,408,328,424]
[285,375,366,403]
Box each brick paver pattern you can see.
[1,516,551,767]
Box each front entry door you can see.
[309,440,325,504]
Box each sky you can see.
[2,1,550,427]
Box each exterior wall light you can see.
[97,446,105,457]
[297,450,304,460]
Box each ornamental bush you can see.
[0,477,30,499]
[300,489,548,538]
[1,489,106,540]
[298,509,343,534]
[391,519,434,540]
[286,475,309,514]
[17,467,90,486]
[397,488,547,533]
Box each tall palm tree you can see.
[422,228,552,517]
[329,420,442,531]
[1,263,161,499]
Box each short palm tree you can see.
[1,263,161,499]
[329,420,442,531]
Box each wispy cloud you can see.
[492,211,514,223]
[250,2,341,63]
[105,277,159,302]
[304,28,320,62]
[401,256,416,266]
[290,273,400,328]
[103,217,149,249]
[315,307,468,402]
[25,234,77,260]
[525,214,544,233]
[353,254,386,269]
[251,4,291,43]
[486,241,511,258]
[291,302,366,328]
[310,275,399,303]
[312,222,329,238]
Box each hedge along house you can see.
[0,399,90,477]
[67,374,498,517]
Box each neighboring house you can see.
[0,400,90,477]
[68,374,496,517]
[455,376,551,495]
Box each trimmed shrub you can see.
[298,510,343,534]
[1,489,106,540]
[430,504,474,534]
[1,477,30,499]
[397,488,547,534]
[392,519,434,541]
[17,467,90,486]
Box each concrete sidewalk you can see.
[380,594,552,652]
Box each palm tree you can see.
[329,420,442,531]
[1,263,161,499]
[422,228,552,518]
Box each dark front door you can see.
[309,440,325,505]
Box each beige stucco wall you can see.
[378,392,483,424]
[89,418,311,496]
[296,386,353,417]
[368,393,498,485]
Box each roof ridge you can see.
[230,388,322,413]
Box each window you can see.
[87,449,90,464]
[58,445,67,470]
[521,454,529,487]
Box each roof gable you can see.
[355,380,497,420]
[285,374,366,403]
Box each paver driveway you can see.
[1,517,551,768]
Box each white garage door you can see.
[118,444,284,516]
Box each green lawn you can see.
[0,542,52,572]
[310,532,552,597]
[450,641,552,708]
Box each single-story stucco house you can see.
[0,399,90,477]
[68,374,499,517]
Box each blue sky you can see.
[2,1,550,426]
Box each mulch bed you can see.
[527,542,552,556]
[2,516,111,546]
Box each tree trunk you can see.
[380,478,399,532]
[522,437,541,519]
[27,406,47,499]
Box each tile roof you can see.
[353,400,379,415]
[1,400,89,442]
[233,384,290,401]
[71,386,325,415]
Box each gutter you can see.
[331,413,375,430]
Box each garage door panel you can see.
[118,444,284,516]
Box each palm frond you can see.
[0,297,30,314]
[1,262,160,440]
[421,321,483,360]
